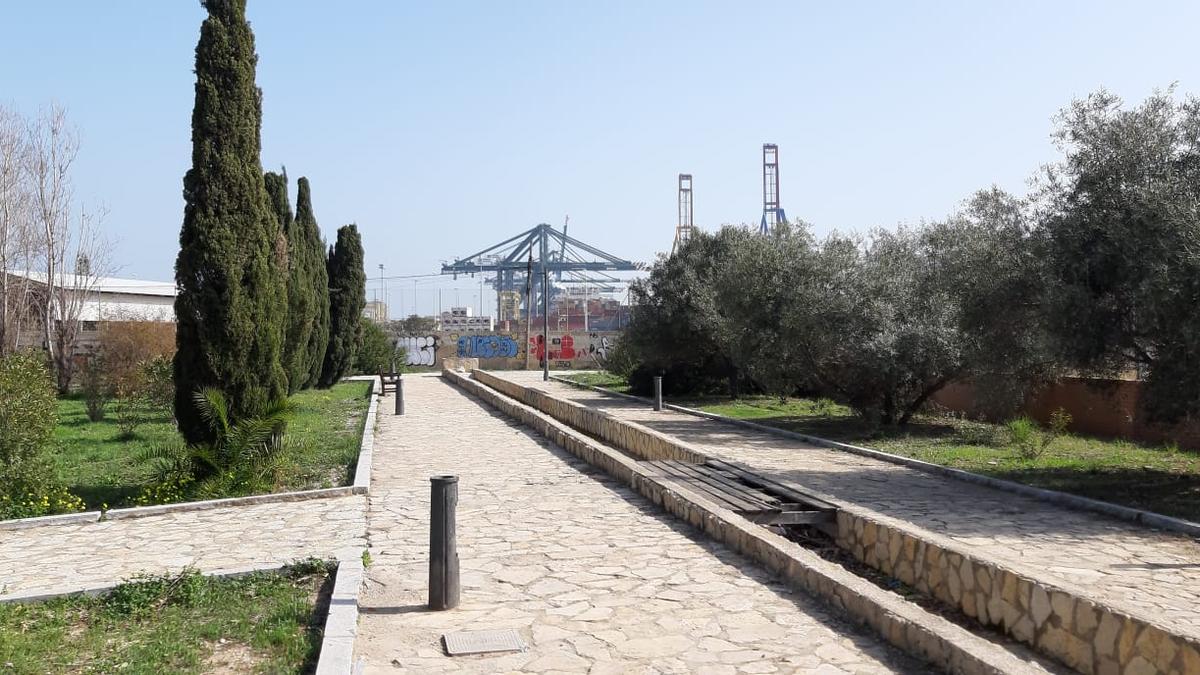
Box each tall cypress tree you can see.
[174,0,287,443]
[295,178,330,389]
[268,170,312,395]
[319,225,365,388]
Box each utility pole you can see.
[541,230,549,382]
[378,264,385,321]
[524,251,533,370]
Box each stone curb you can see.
[0,561,294,604]
[352,375,381,492]
[549,375,1200,539]
[2,556,367,674]
[446,370,1047,675]
[315,556,365,675]
[0,377,380,532]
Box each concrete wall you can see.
[932,378,1200,449]
[397,331,619,371]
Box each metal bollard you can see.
[654,376,663,411]
[395,376,404,415]
[428,475,460,610]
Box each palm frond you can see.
[192,388,230,437]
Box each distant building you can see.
[436,306,493,333]
[4,271,175,352]
[363,300,388,323]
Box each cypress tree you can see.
[295,177,330,389]
[264,170,293,394]
[319,225,366,387]
[174,0,287,443]
[267,170,312,395]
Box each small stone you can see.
[531,624,573,644]
[961,590,977,618]
[1124,656,1157,675]
[523,652,590,672]
[1118,619,1141,665]
[947,568,962,603]
[1001,571,1018,604]
[1049,592,1075,632]
[615,636,691,658]
[1011,615,1036,643]
[1030,586,1052,628]
[574,606,614,621]
[1095,657,1119,675]
[958,558,974,593]
[1073,600,1098,636]
[1094,612,1121,658]
[719,649,769,665]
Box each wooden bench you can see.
[379,369,400,394]
[641,458,837,526]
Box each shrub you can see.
[142,355,174,417]
[1007,417,1041,459]
[1048,406,1073,437]
[0,351,58,472]
[104,568,204,617]
[0,474,86,519]
[353,318,394,375]
[141,389,296,500]
[80,352,112,422]
[98,321,175,396]
[1007,408,1071,460]
[0,352,85,520]
[112,391,145,440]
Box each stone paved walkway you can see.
[0,495,366,600]
[356,374,922,674]
[497,372,1200,643]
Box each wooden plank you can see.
[649,461,764,513]
[665,461,778,512]
[744,510,837,526]
[705,459,839,512]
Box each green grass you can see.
[0,562,334,674]
[48,381,373,511]
[558,370,631,393]
[560,373,1200,521]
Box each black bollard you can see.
[653,376,663,411]
[428,476,460,610]
[395,377,404,415]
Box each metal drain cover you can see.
[442,628,526,656]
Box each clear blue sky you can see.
[3,1,1199,315]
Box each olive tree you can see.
[1040,88,1200,420]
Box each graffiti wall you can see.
[397,335,438,367]
[395,331,619,370]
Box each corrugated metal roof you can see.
[6,271,175,297]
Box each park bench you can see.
[379,368,400,394]
[641,458,837,526]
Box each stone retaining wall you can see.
[446,370,1044,675]
[474,370,1200,675]
[472,369,705,463]
[836,511,1200,675]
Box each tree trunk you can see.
[898,377,951,427]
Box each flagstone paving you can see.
[495,371,1200,643]
[0,496,366,601]
[356,374,922,674]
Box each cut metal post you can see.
[654,376,663,411]
[429,475,460,610]
[395,376,404,416]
